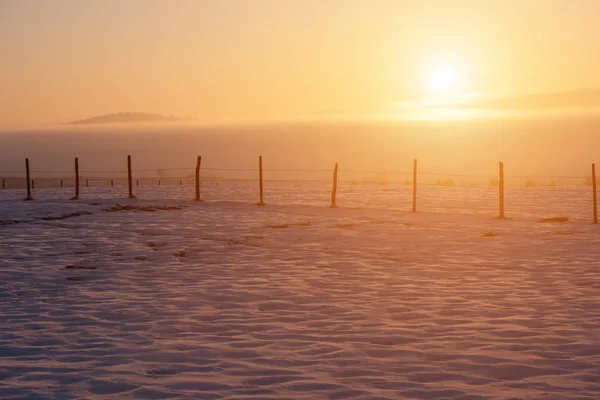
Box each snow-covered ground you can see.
[1,183,599,399]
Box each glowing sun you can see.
[429,65,460,94]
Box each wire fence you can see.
[0,155,598,223]
[0,168,594,188]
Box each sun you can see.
[429,65,460,95]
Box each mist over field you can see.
[1,117,599,185]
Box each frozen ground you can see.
[1,183,600,399]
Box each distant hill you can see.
[68,112,190,125]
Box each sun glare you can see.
[429,65,460,95]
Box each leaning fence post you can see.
[24,158,33,200]
[412,159,417,212]
[72,157,80,200]
[499,161,505,219]
[258,155,265,205]
[195,155,202,201]
[331,163,338,208]
[127,155,135,198]
[593,163,598,224]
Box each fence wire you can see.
[0,165,593,188]
[1,160,597,222]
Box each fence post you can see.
[24,158,33,201]
[32,180,35,189]
[258,155,265,205]
[127,155,135,198]
[158,180,161,186]
[111,179,114,187]
[86,179,89,187]
[331,163,338,208]
[60,179,63,188]
[72,157,80,200]
[593,163,598,224]
[499,161,505,219]
[195,155,202,201]
[136,179,139,187]
[412,159,417,212]
[2,179,5,189]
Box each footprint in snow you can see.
[65,265,96,270]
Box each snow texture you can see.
[1,183,600,399]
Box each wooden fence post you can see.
[72,157,80,200]
[24,158,33,201]
[593,163,598,224]
[60,179,63,188]
[31,180,35,189]
[499,161,505,219]
[195,155,202,201]
[412,159,417,212]
[2,179,5,189]
[111,179,114,187]
[331,163,338,208]
[158,180,161,186]
[136,179,139,187]
[86,179,89,187]
[258,155,265,205]
[127,155,135,198]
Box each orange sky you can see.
[1,0,600,127]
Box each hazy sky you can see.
[1,0,600,127]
